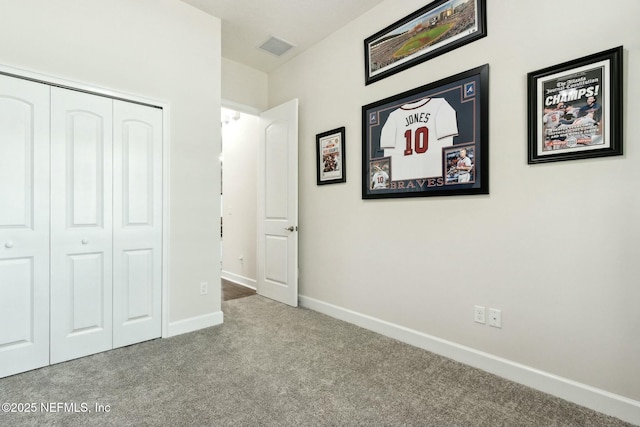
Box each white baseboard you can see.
[165,311,224,338]
[299,295,640,426]
[221,271,257,290]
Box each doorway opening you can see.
[220,99,299,307]
[220,106,259,301]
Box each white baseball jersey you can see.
[543,111,563,130]
[456,156,472,182]
[380,98,458,181]
[372,170,389,189]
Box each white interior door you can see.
[257,99,299,307]
[112,100,163,348]
[0,75,51,377]
[50,88,113,364]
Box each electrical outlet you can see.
[488,308,501,328]
[200,281,208,295]
[474,305,485,324]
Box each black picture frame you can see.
[362,64,489,199]
[316,127,346,185]
[527,46,623,164]
[364,0,487,85]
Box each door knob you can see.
[82,239,89,245]
[4,241,13,249]
[284,226,297,232]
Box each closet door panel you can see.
[68,253,107,330]
[0,75,50,378]
[113,101,162,348]
[50,88,113,364]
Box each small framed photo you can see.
[527,46,623,164]
[362,64,489,199]
[316,127,346,185]
[364,0,487,85]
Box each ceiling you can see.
[180,0,385,73]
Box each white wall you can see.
[222,58,269,113]
[269,0,640,415]
[0,0,222,327]
[221,109,259,287]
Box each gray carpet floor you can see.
[0,295,635,426]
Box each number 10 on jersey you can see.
[404,127,429,156]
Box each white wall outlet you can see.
[474,305,485,324]
[488,308,502,328]
[200,281,208,295]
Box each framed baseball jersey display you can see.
[362,64,489,199]
[527,46,623,164]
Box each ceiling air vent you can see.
[259,36,294,57]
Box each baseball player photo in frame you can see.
[316,126,346,185]
[362,64,489,199]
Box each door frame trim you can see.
[0,62,172,340]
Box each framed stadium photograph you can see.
[527,46,623,164]
[362,64,489,199]
[316,127,346,185]
[364,0,486,85]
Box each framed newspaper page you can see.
[527,46,623,164]
[364,0,486,85]
[362,64,489,199]
[316,127,346,185]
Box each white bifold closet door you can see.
[112,101,163,349]
[50,88,163,364]
[0,75,51,378]
[0,76,162,373]
[50,88,114,364]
